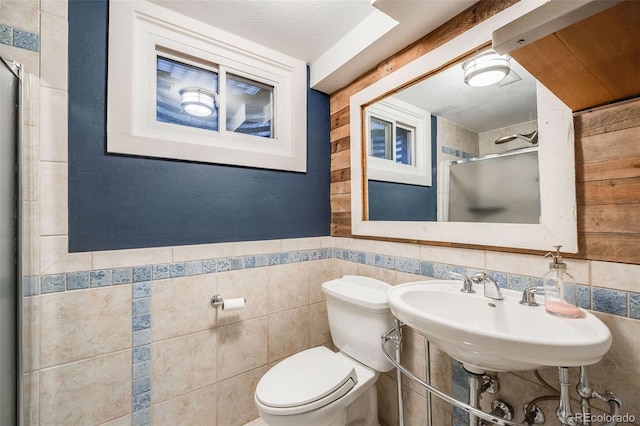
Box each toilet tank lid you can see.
[322,275,392,312]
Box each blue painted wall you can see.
[68,0,331,252]
[367,115,438,221]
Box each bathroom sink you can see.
[387,280,612,372]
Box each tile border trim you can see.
[28,246,639,321]
[0,24,39,52]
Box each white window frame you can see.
[107,1,307,172]
[365,97,431,186]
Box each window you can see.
[156,56,219,131]
[107,1,307,172]
[365,98,431,186]
[226,73,274,138]
[369,117,415,165]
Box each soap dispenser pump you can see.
[543,245,580,318]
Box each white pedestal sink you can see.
[387,280,612,372]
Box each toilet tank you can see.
[322,275,395,372]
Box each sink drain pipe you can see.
[382,325,524,426]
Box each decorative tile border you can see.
[31,248,331,296]
[26,246,640,321]
[451,359,470,425]
[0,24,39,52]
[332,248,637,321]
[132,282,152,426]
[442,145,475,159]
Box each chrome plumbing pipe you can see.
[425,339,433,426]
[468,373,482,426]
[576,366,622,426]
[381,326,523,426]
[578,366,593,425]
[557,367,577,426]
[394,319,405,426]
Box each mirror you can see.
[349,3,578,252]
[365,54,540,224]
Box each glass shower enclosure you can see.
[0,56,23,425]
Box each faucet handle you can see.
[520,286,544,306]
[450,272,475,294]
[470,272,487,284]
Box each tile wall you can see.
[22,234,640,425]
[5,1,639,425]
[25,237,339,425]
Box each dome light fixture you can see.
[180,88,217,117]
[462,50,511,87]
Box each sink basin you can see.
[387,280,612,372]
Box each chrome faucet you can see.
[471,272,503,300]
[450,271,474,293]
[450,271,503,300]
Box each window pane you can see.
[395,126,413,165]
[370,117,392,160]
[226,73,273,138]
[156,56,219,131]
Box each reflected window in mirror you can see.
[369,117,414,165]
[365,98,432,188]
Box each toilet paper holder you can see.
[210,294,246,309]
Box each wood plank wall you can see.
[575,99,640,264]
[329,0,640,265]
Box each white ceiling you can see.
[150,0,477,94]
[393,56,538,133]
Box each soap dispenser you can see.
[543,245,580,318]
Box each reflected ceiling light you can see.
[462,50,511,87]
[180,88,217,117]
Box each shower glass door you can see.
[0,57,21,425]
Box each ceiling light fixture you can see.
[180,88,217,117]
[462,50,511,87]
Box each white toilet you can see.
[254,275,395,426]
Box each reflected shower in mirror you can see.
[365,50,540,224]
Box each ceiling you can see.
[393,55,538,133]
[150,0,477,94]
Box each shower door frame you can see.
[1,55,24,426]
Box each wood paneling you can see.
[510,1,640,112]
[329,0,640,265]
[578,233,640,265]
[574,99,640,263]
[580,205,640,235]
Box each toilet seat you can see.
[255,346,358,415]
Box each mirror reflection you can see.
[365,50,541,224]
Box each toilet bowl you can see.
[254,276,395,426]
[255,347,378,426]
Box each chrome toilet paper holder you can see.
[210,294,246,309]
[211,294,224,308]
